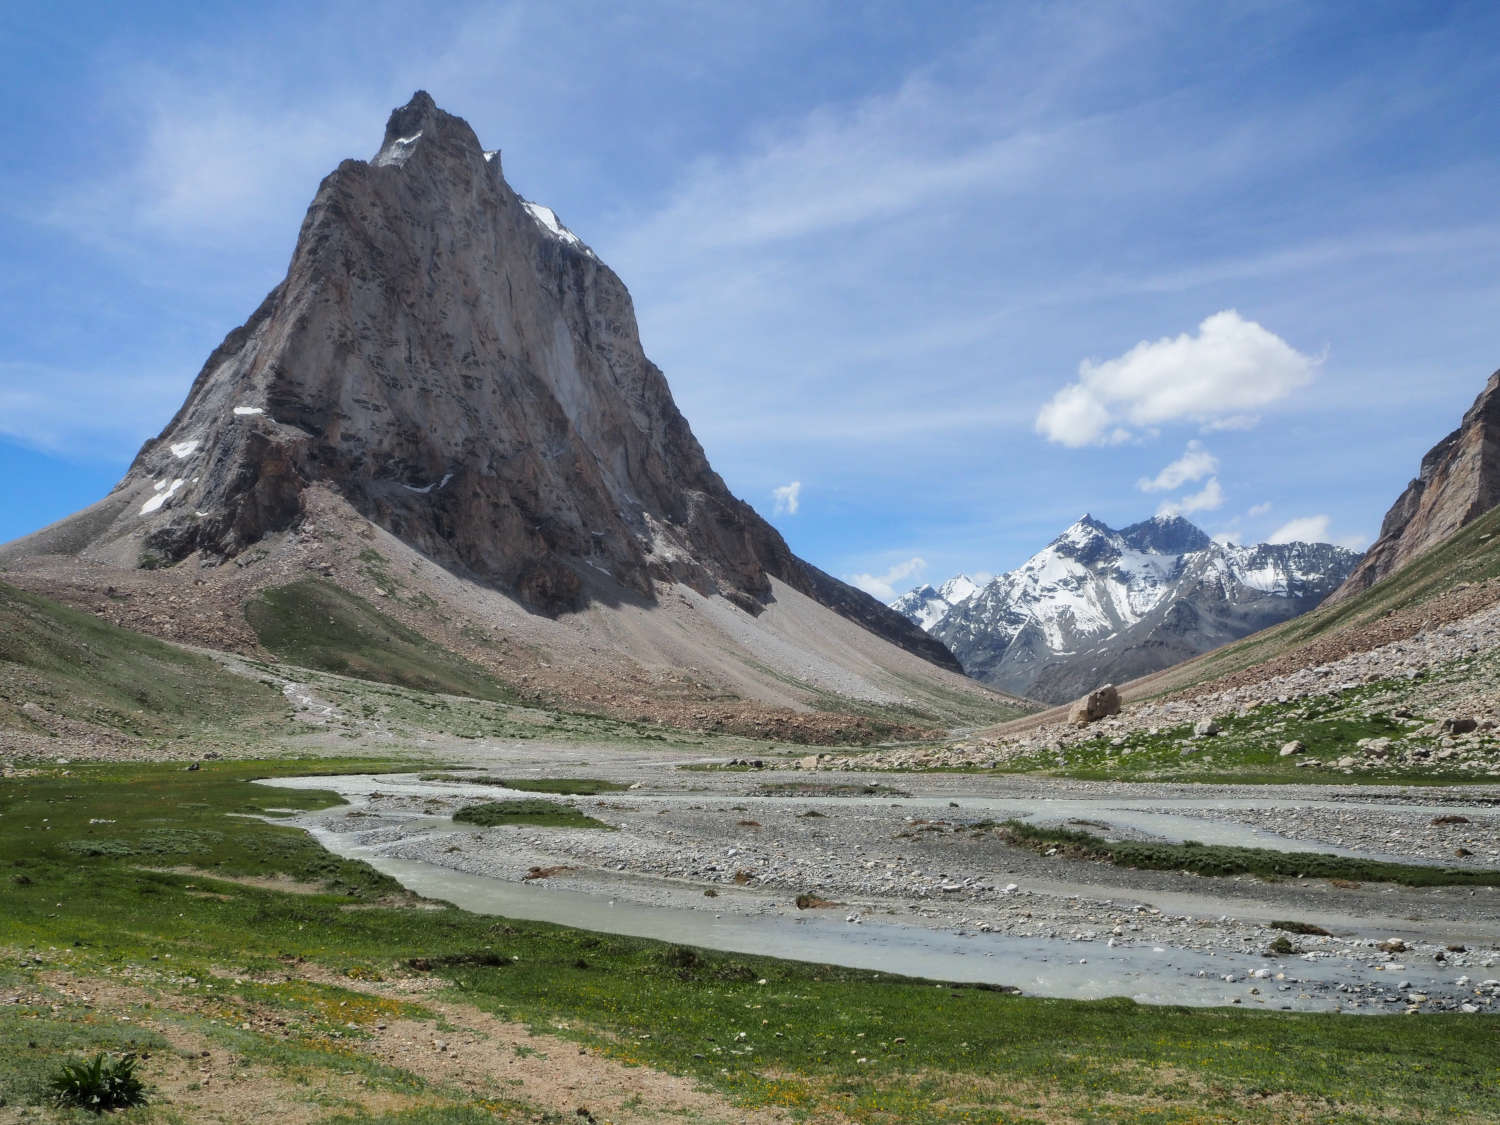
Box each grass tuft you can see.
[452,799,612,830]
[994,819,1500,886]
[47,1052,147,1114]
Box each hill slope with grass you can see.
[0,580,288,751]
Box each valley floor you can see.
[3,745,1498,1123]
[4,574,1500,1120]
[267,752,1500,1015]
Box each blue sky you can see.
[2,1,1498,601]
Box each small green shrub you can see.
[48,1052,147,1113]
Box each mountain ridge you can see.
[892,515,1360,703]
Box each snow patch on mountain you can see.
[892,515,1361,703]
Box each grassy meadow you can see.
[1,759,1496,1122]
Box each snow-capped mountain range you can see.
[891,515,1361,703]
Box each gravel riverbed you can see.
[262,757,1500,1015]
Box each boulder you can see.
[1068,684,1120,726]
[1279,740,1306,757]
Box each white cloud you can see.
[1212,530,1242,546]
[1247,501,1273,517]
[848,557,926,602]
[1156,477,1224,517]
[771,480,801,515]
[1137,440,1217,493]
[1268,514,1369,551]
[1036,310,1319,447]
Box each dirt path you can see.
[306,965,812,1125]
[16,965,821,1125]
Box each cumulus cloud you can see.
[1138,440,1218,492]
[849,557,926,601]
[1156,477,1225,517]
[1247,501,1273,517]
[1268,514,1368,550]
[1036,310,1318,447]
[771,480,802,515]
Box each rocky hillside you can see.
[894,516,1359,703]
[1333,368,1500,601]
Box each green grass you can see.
[994,819,1500,887]
[451,799,612,829]
[983,673,1500,785]
[0,580,290,741]
[245,579,519,703]
[2,760,1497,1123]
[420,774,630,795]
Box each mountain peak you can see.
[0,91,958,672]
[1119,515,1212,555]
[374,90,487,170]
[895,512,1359,703]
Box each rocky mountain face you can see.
[893,515,1360,703]
[1332,369,1500,602]
[3,92,954,673]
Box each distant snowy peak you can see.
[889,573,979,632]
[1119,515,1213,555]
[937,573,980,605]
[889,515,1362,703]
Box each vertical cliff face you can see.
[5,91,955,671]
[1332,369,1500,601]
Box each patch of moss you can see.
[452,799,612,830]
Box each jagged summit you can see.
[2,92,955,673]
[891,515,1360,702]
[1119,515,1213,555]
